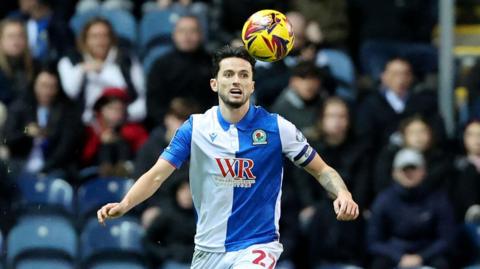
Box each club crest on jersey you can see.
[252,129,267,145]
[214,158,256,188]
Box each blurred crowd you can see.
[0,0,480,269]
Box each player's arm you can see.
[97,158,175,225]
[303,153,359,221]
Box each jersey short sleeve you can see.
[160,116,193,168]
[277,115,316,167]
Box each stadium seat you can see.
[70,9,101,35]
[6,215,77,268]
[77,177,134,218]
[16,258,74,269]
[139,10,181,57]
[316,49,356,102]
[70,8,137,50]
[80,217,144,265]
[101,9,137,47]
[89,260,148,269]
[16,173,74,214]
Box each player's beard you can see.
[218,90,250,109]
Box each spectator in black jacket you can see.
[295,97,369,268]
[271,61,327,136]
[356,57,445,156]
[451,120,480,222]
[2,64,82,182]
[295,97,372,213]
[146,15,214,129]
[449,120,480,267]
[368,148,455,269]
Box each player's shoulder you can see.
[190,106,216,122]
[251,105,281,128]
[252,105,278,120]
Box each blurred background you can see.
[0,0,479,268]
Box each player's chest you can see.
[194,125,279,155]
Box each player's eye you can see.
[223,71,233,77]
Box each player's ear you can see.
[251,81,255,93]
[210,78,218,92]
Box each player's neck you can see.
[219,102,250,124]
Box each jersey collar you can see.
[216,105,256,131]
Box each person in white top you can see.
[97,45,359,269]
[58,17,146,123]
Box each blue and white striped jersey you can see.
[161,105,316,252]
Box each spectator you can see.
[58,17,146,123]
[2,63,82,181]
[367,148,455,269]
[143,169,195,269]
[0,18,36,105]
[303,97,369,268]
[134,97,200,177]
[82,88,148,177]
[9,0,74,61]
[449,120,480,267]
[146,15,214,128]
[451,120,480,222]
[374,116,452,195]
[271,61,326,135]
[356,57,445,155]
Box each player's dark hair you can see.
[212,45,256,78]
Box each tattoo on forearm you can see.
[318,168,348,197]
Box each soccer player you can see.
[97,45,359,269]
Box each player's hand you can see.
[97,202,127,225]
[333,191,359,221]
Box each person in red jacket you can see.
[82,87,148,177]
